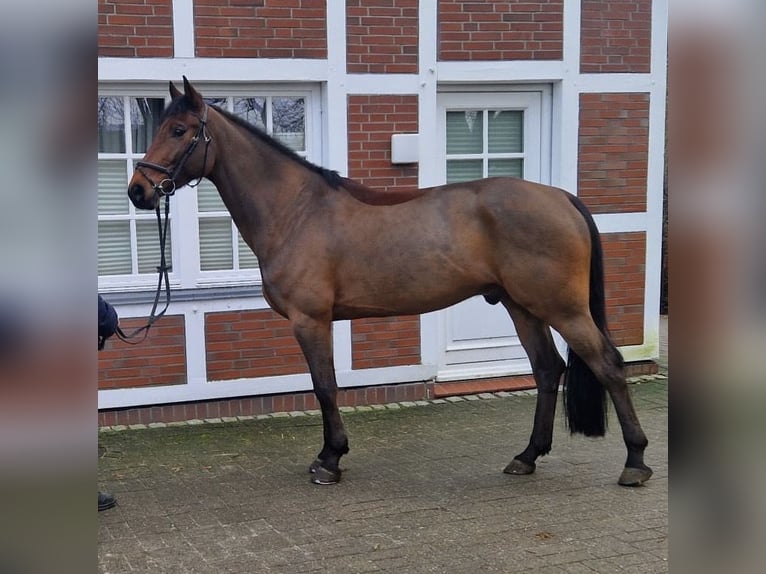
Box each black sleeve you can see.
[98,295,119,340]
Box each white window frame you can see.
[97,83,322,293]
[436,88,551,186]
[97,91,179,292]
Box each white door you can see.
[436,90,550,381]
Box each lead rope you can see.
[113,194,172,346]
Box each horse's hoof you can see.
[309,458,323,474]
[310,465,341,485]
[503,458,536,475]
[618,465,653,486]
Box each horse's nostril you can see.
[129,183,144,202]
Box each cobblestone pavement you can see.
[98,377,667,573]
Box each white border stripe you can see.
[171,0,195,58]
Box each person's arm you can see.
[98,295,119,341]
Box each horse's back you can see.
[311,176,592,319]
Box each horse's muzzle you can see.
[128,183,157,211]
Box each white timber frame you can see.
[98,0,668,409]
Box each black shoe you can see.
[98,491,117,512]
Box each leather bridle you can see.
[135,104,211,197]
[114,105,211,345]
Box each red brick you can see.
[98,315,186,389]
[601,232,646,346]
[193,0,327,58]
[578,93,649,214]
[438,0,563,61]
[205,309,308,380]
[98,0,173,57]
[580,0,651,73]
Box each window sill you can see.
[102,284,264,306]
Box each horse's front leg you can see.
[291,314,349,485]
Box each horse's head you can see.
[128,77,214,210]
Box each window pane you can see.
[273,97,305,151]
[137,219,172,274]
[446,111,483,154]
[233,97,266,130]
[199,218,233,271]
[488,158,523,179]
[447,159,483,183]
[238,235,259,269]
[98,160,129,214]
[98,97,125,153]
[204,97,227,110]
[197,180,226,212]
[98,221,132,275]
[131,98,165,153]
[488,110,523,153]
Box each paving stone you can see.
[99,380,667,573]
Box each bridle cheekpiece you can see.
[135,104,211,197]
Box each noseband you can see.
[136,105,211,197]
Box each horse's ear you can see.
[169,81,182,100]
[182,76,205,112]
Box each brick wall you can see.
[98,0,174,57]
[347,0,419,73]
[98,315,186,388]
[581,0,652,73]
[578,92,650,214]
[438,0,563,61]
[602,232,645,346]
[194,0,327,58]
[347,94,419,189]
[205,309,308,381]
[352,316,421,369]
[347,94,421,368]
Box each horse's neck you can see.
[206,123,318,261]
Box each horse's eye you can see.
[172,126,186,137]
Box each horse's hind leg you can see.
[500,300,566,476]
[291,313,349,485]
[556,314,652,486]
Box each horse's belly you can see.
[331,271,488,320]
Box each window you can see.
[439,91,544,187]
[446,110,524,183]
[97,96,172,282]
[97,86,318,292]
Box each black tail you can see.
[562,193,619,437]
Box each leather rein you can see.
[115,105,211,345]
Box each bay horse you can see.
[128,77,652,487]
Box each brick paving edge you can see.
[98,374,666,434]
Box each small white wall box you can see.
[390,133,419,164]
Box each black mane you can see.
[162,97,342,188]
